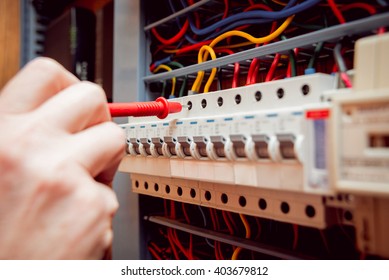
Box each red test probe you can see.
[108,97,183,119]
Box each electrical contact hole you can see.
[177,186,183,196]
[221,193,228,204]
[239,196,247,207]
[258,198,267,210]
[281,202,290,214]
[217,97,223,107]
[204,191,212,201]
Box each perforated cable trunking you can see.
[120,0,389,259]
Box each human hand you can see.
[0,58,125,259]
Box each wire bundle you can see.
[148,0,383,94]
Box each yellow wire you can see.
[231,214,251,260]
[163,49,180,54]
[271,0,287,6]
[153,64,176,97]
[192,15,295,93]
[192,45,217,93]
[216,41,254,50]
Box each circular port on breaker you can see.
[165,185,171,194]
[258,198,267,210]
[277,88,284,99]
[205,191,212,201]
[154,183,159,192]
[144,182,149,190]
[201,99,207,108]
[217,96,223,107]
[190,188,196,198]
[281,202,290,214]
[239,196,247,207]
[235,94,242,104]
[255,91,262,101]
[302,84,310,96]
[221,193,228,204]
[187,101,192,110]
[305,205,316,218]
[177,186,183,196]
[135,180,139,188]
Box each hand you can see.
[0,58,125,259]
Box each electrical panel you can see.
[119,0,389,260]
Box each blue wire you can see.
[172,0,295,44]
[181,0,295,43]
[182,0,321,36]
[152,56,172,69]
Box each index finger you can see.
[0,57,79,114]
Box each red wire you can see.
[151,20,189,45]
[327,0,346,24]
[167,228,180,259]
[247,19,276,85]
[222,211,235,235]
[149,241,164,254]
[340,72,353,88]
[182,203,191,224]
[176,40,213,55]
[169,2,273,56]
[340,3,376,15]
[148,246,163,260]
[217,48,240,88]
[166,201,181,259]
[223,0,229,19]
[209,208,221,260]
[265,53,281,82]
[227,211,238,235]
[246,58,259,85]
[170,200,176,219]
[188,0,201,41]
[217,242,225,260]
[181,203,194,259]
[172,229,193,259]
[250,59,261,84]
[272,74,285,81]
[245,3,273,12]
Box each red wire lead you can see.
[108,97,183,119]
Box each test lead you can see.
[108,97,183,119]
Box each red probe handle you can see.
[108,97,182,119]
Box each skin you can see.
[0,58,125,259]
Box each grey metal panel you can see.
[142,12,389,83]
[20,0,41,66]
[112,0,141,260]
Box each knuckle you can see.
[29,57,64,77]
[95,186,119,214]
[79,81,106,101]
[77,82,108,113]
[34,171,74,196]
